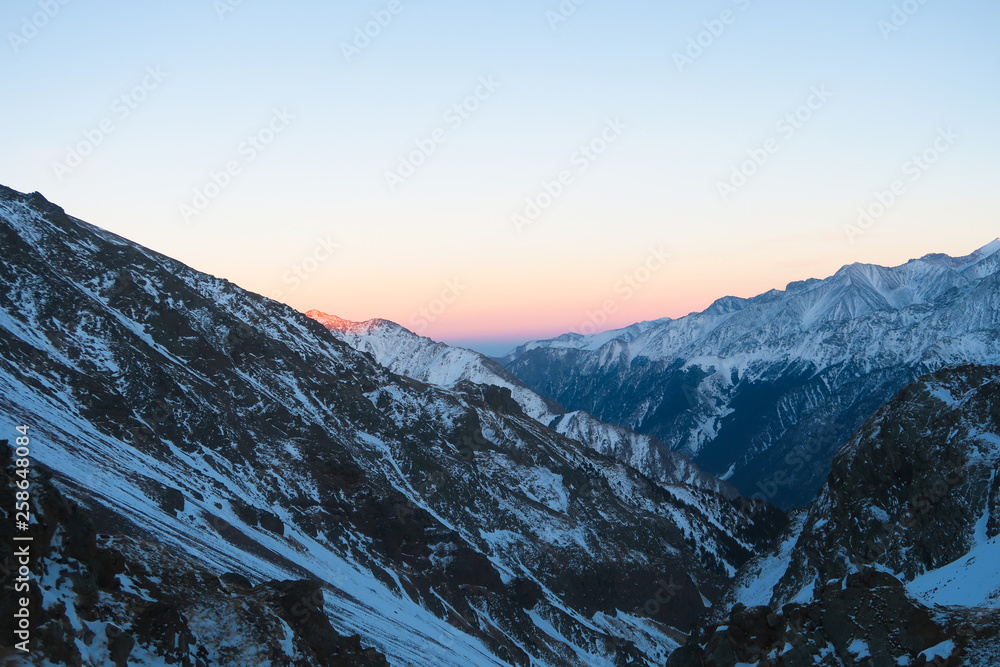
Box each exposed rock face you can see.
[0,444,390,666]
[668,568,998,667]
[670,364,1000,666]
[733,364,1000,611]
[0,185,784,665]
[501,242,1000,507]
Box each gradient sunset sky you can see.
[3,1,998,354]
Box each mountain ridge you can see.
[505,237,1000,358]
[501,238,1000,506]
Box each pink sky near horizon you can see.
[290,231,1000,347]
[6,180,987,353]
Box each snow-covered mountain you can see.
[308,311,737,499]
[0,185,784,666]
[307,313,562,424]
[502,240,1000,507]
[670,364,1000,666]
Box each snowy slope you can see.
[907,536,1000,608]
[503,239,1000,506]
[308,312,560,423]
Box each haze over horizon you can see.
[314,234,1000,356]
[3,1,998,354]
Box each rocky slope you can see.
[668,364,1000,666]
[502,241,1000,507]
[0,446,391,667]
[0,185,783,666]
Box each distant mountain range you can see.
[499,239,1000,506]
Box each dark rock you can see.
[107,625,135,667]
[220,572,254,592]
[258,511,284,536]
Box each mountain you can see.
[0,185,783,666]
[306,313,562,423]
[307,311,736,498]
[668,364,1000,666]
[501,241,1000,507]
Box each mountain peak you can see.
[304,309,355,330]
[703,295,750,316]
[305,309,396,335]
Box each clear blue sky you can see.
[2,0,998,355]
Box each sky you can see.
[2,1,998,355]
